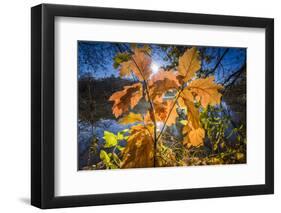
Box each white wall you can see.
[0,0,279,212]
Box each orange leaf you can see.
[151,100,178,126]
[148,69,180,100]
[119,48,152,81]
[109,83,143,118]
[178,47,201,83]
[178,90,203,147]
[188,127,205,147]
[179,96,200,129]
[186,76,223,108]
[121,124,154,168]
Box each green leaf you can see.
[117,145,125,151]
[100,150,110,163]
[103,131,117,148]
[109,164,118,169]
[113,52,130,69]
[179,120,188,125]
[117,132,124,140]
[121,128,129,133]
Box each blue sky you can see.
[78,41,246,83]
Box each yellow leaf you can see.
[178,47,201,82]
[121,124,154,168]
[187,76,223,108]
[109,83,143,118]
[119,112,143,124]
[188,127,205,147]
[236,153,245,161]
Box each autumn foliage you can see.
[107,46,223,168]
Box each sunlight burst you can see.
[151,63,159,74]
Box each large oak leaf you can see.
[186,76,223,108]
[186,127,205,147]
[178,47,201,83]
[119,48,152,81]
[148,69,180,100]
[121,124,154,168]
[109,83,143,118]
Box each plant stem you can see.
[156,48,201,143]
[156,87,184,143]
[130,56,158,167]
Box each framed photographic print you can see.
[31,3,274,209]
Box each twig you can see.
[130,54,158,166]
[205,48,229,76]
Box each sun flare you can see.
[151,63,159,74]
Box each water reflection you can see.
[78,100,246,169]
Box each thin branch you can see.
[130,55,158,166]
[223,63,246,89]
[205,48,229,76]
[156,87,184,142]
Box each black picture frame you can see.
[31,3,274,209]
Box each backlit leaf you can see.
[109,83,143,118]
[100,150,111,163]
[179,96,200,129]
[189,127,205,146]
[178,91,204,147]
[103,131,117,148]
[119,48,152,81]
[119,112,143,124]
[186,76,223,108]
[154,100,178,126]
[113,52,130,69]
[178,47,201,82]
[121,124,154,168]
[179,120,188,125]
[148,69,180,100]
